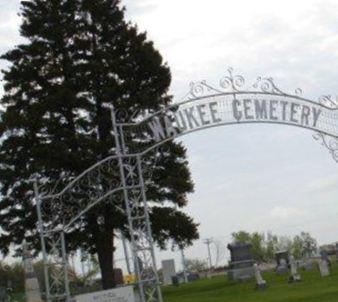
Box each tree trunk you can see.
[96,231,116,289]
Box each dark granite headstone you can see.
[113,268,124,285]
[275,251,289,275]
[187,273,199,282]
[275,251,289,266]
[227,243,254,282]
[0,288,9,302]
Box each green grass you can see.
[163,265,338,302]
[10,292,25,302]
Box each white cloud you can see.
[304,174,338,194]
[269,206,305,220]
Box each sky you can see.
[1,0,338,273]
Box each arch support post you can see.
[111,107,163,302]
[35,182,70,302]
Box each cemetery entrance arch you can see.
[35,69,338,302]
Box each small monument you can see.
[320,250,331,267]
[227,243,254,282]
[113,269,124,285]
[161,259,176,285]
[288,255,301,283]
[275,251,289,275]
[23,241,43,302]
[319,259,330,277]
[302,259,314,271]
[0,287,10,302]
[253,264,267,290]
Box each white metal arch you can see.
[35,68,338,302]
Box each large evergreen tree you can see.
[0,0,198,289]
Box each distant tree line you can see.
[231,231,318,262]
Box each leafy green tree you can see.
[231,231,251,244]
[250,232,265,262]
[275,236,293,252]
[265,232,279,261]
[291,235,303,259]
[291,232,317,259]
[185,259,208,272]
[0,261,24,292]
[0,0,199,289]
[230,231,318,262]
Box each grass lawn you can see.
[163,264,338,302]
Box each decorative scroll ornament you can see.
[220,67,245,92]
[313,95,338,162]
[186,67,303,101]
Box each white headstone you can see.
[161,259,176,285]
[75,287,135,302]
[23,241,43,302]
[253,264,266,289]
[289,256,301,282]
[280,258,287,267]
[319,259,330,277]
[276,258,288,275]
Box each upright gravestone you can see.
[227,243,254,282]
[302,259,314,271]
[113,269,124,286]
[23,242,43,302]
[0,287,9,302]
[319,259,330,277]
[288,255,301,283]
[161,259,176,285]
[320,250,331,267]
[275,251,289,275]
[253,264,267,290]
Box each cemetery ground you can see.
[9,263,338,302]
[163,263,338,302]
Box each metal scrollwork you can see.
[220,67,245,92]
[314,94,338,162]
[188,80,222,99]
[184,67,304,102]
[253,76,286,94]
[39,156,123,232]
[318,95,338,109]
[313,132,338,162]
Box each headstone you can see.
[171,276,179,287]
[275,251,289,275]
[0,288,9,302]
[113,269,124,285]
[319,259,330,277]
[320,250,331,267]
[187,273,199,282]
[161,259,176,285]
[227,243,254,282]
[288,255,301,282]
[302,259,314,271]
[75,287,135,302]
[253,264,267,290]
[23,242,43,302]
